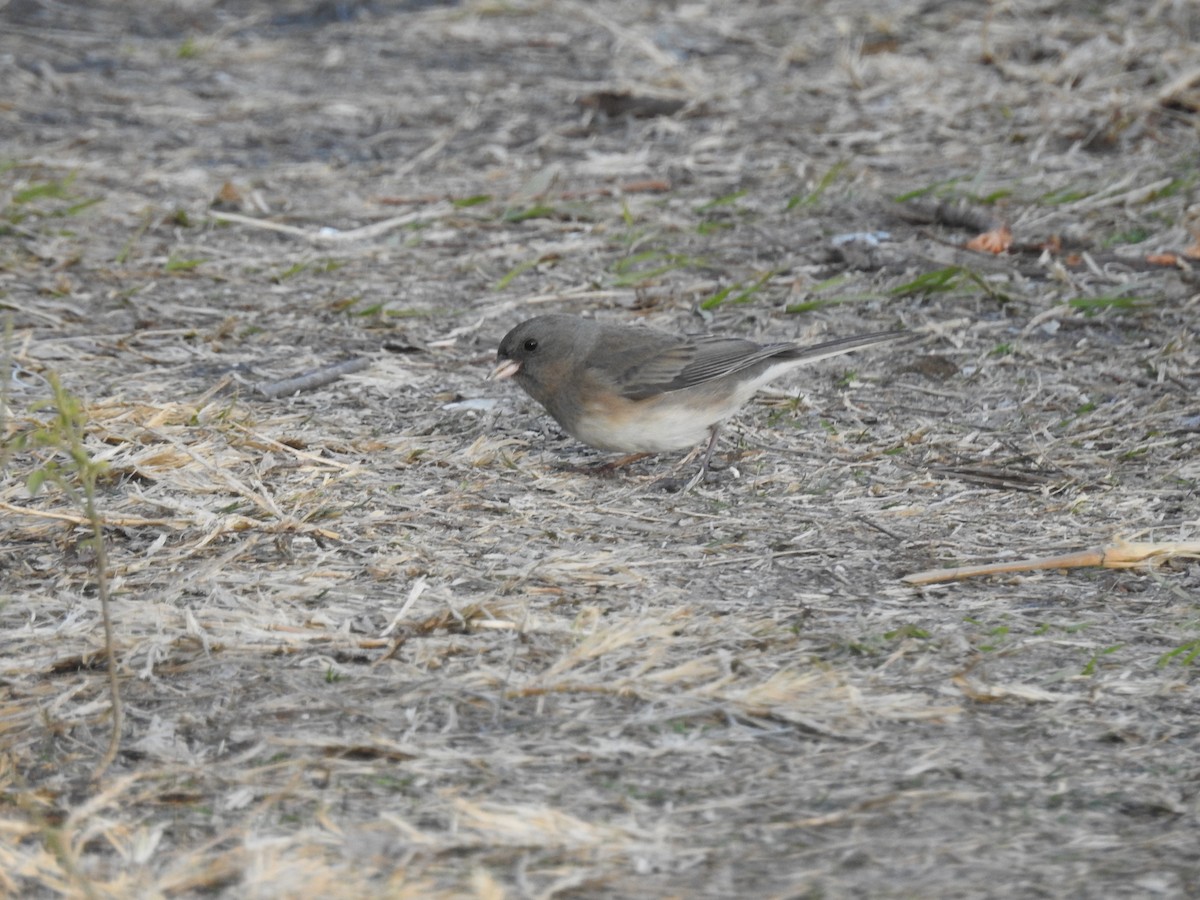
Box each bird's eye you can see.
[523,338,538,352]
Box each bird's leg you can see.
[681,425,722,492]
[698,424,722,470]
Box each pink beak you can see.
[489,359,521,381]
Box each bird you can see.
[490,314,907,486]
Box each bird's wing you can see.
[607,330,911,401]
[610,336,795,401]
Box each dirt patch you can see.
[2,1,1198,896]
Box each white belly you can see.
[570,400,719,452]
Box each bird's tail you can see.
[779,330,913,363]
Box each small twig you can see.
[392,100,479,179]
[256,357,370,398]
[903,538,1200,586]
[33,374,124,781]
[87,485,121,782]
[209,204,451,244]
[206,210,313,239]
[0,501,179,527]
[856,515,906,542]
[225,421,360,470]
[1,317,14,473]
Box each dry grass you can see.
[2,0,1199,896]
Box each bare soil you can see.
[2,1,1199,897]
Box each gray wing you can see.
[603,330,910,401]
[608,335,795,401]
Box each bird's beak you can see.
[489,358,521,381]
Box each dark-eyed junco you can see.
[490,314,907,483]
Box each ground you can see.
[2,0,1199,897]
